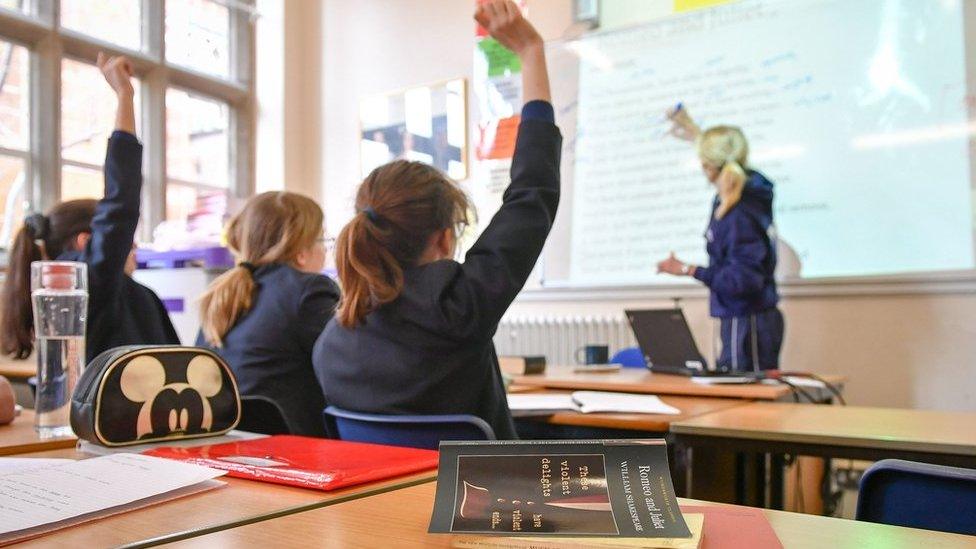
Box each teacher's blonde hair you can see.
[697,125,749,219]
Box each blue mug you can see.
[575,345,609,365]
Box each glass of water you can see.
[31,261,88,439]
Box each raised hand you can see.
[475,0,543,57]
[97,52,135,98]
[475,0,550,104]
[666,105,701,142]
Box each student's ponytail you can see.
[199,192,324,347]
[335,160,470,328]
[697,125,750,220]
[1,201,98,359]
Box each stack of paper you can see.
[507,391,680,415]
[0,453,226,545]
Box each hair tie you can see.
[23,213,50,241]
[362,207,381,223]
[238,262,258,274]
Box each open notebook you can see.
[507,391,680,415]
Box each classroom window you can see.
[0,0,30,15]
[0,40,28,241]
[60,0,142,52]
[61,59,142,200]
[0,0,254,253]
[165,88,230,236]
[166,0,231,79]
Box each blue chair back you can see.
[323,406,495,450]
[238,395,293,435]
[610,347,646,368]
[856,459,976,536]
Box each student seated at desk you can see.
[197,192,339,437]
[1,53,179,362]
[314,0,560,440]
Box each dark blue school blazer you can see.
[197,264,340,437]
[60,131,179,363]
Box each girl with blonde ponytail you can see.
[197,191,339,437]
[657,109,784,372]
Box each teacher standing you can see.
[656,107,784,372]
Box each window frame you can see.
[0,0,255,245]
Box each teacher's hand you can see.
[657,252,690,276]
[666,106,700,142]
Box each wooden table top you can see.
[8,447,436,548]
[512,366,846,401]
[671,402,976,456]
[165,481,976,549]
[0,409,77,456]
[516,392,753,432]
[0,355,34,380]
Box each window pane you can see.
[166,0,230,78]
[0,0,30,15]
[61,0,141,51]
[62,59,141,166]
[0,41,29,151]
[165,182,227,240]
[61,164,104,201]
[0,155,26,246]
[166,89,229,187]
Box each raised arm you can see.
[82,54,143,297]
[444,1,560,335]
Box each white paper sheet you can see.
[0,458,73,477]
[508,392,681,415]
[571,391,681,415]
[0,453,226,541]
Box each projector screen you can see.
[520,0,976,289]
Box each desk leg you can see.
[769,453,785,510]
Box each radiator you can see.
[493,315,637,365]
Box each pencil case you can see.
[70,346,241,447]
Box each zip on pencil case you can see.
[70,345,241,447]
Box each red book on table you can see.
[143,435,438,491]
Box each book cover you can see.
[499,356,547,375]
[429,440,691,539]
[143,435,438,491]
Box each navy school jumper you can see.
[60,131,179,363]
[196,264,341,437]
[692,170,784,370]
[313,102,561,440]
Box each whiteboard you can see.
[518,0,976,291]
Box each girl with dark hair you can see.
[1,54,178,362]
[314,0,561,439]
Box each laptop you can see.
[624,308,759,379]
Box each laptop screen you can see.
[625,309,708,371]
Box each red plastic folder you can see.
[143,435,438,491]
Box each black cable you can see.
[775,377,818,403]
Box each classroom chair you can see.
[856,459,976,536]
[238,395,293,435]
[323,406,495,450]
[610,346,646,368]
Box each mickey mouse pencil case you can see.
[71,346,241,447]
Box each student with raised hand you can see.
[314,0,559,440]
[1,53,179,362]
[657,107,783,372]
[197,192,339,437]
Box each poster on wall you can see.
[359,78,468,181]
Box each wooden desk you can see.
[0,355,33,380]
[671,402,976,467]
[165,481,976,549]
[516,393,752,432]
[0,410,77,456]
[9,448,436,549]
[512,366,846,401]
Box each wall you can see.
[319,1,976,412]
